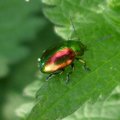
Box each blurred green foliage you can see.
[0,0,45,78]
[0,0,60,120]
[0,0,120,120]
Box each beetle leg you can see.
[46,69,64,81]
[59,69,65,75]
[78,59,90,71]
[71,62,75,71]
[66,63,74,83]
[46,73,54,81]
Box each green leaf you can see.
[28,0,120,120]
[0,0,45,78]
[63,85,120,120]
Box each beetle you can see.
[38,17,90,82]
[38,40,90,82]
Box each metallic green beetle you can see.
[38,40,89,82]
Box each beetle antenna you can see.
[69,15,86,49]
[69,16,80,40]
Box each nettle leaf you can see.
[63,85,120,120]
[0,0,45,78]
[28,0,120,120]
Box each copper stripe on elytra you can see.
[44,48,75,72]
[46,48,75,64]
